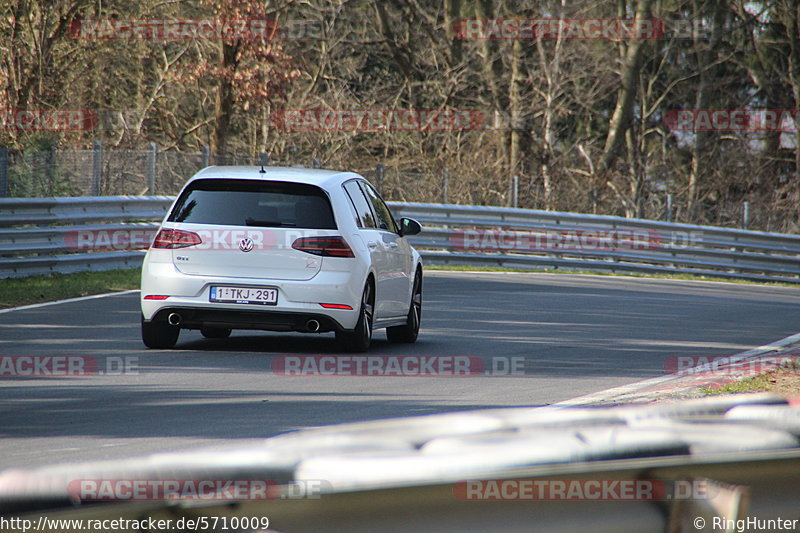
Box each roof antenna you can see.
[259,153,269,174]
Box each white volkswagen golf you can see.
[140,166,422,352]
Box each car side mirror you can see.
[398,217,422,237]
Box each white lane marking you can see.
[0,290,139,315]
[424,269,800,288]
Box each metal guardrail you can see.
[0,197,172,278]
[391,203,800,283]
[1,197,800,282]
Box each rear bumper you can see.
[140,255,367,331]
[148,307,344,333]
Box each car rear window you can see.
[168,179,337,229]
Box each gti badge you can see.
[239,237,255,252]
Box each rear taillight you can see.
[292,236,355,258]
[151,229,202,249]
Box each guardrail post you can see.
[201,145,211,167]
[665,194,673,222]
[443,169,449,204]
[511,175,519,208]
[45,146,55,195]
[147,142,157,194]
[0,147,7,197]
[743,201,750,230]
[376,163,384,194]
[91,141,103,195]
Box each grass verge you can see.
[700,374,778,395]
[700,361,800,397]
[0,268,141,309]
[425,264,797,286]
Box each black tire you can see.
[141,315,179,349]
[387,270,422,343]
[201,326,232,339]
[336,282,374,352]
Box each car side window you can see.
[360,182,398,233]
[343,180,377,228]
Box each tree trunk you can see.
[444,0,462,65]
[687,0,725,223]
[509,39,526,178]
[214,42,238,158]
[786,3,800,227]
[475,0,508,169]
[597,0,655,178]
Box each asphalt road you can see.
[1,271,799,470]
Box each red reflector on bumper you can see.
[144,295,170,300]
[319,303,353,310]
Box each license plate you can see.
[209,286,278,305]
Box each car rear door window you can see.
[343,180,377,228]
[360,182,397,233]
[168,179,336,229]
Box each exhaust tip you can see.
[168,313,182,326]
[306,319,320,333]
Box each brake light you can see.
[292,236,355,258]
[152,229,202,249]
[320,303,354,310]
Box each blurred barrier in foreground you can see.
[2,393,800,532]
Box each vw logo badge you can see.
[239,237,255,252]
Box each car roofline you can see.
[190,165,364,188]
